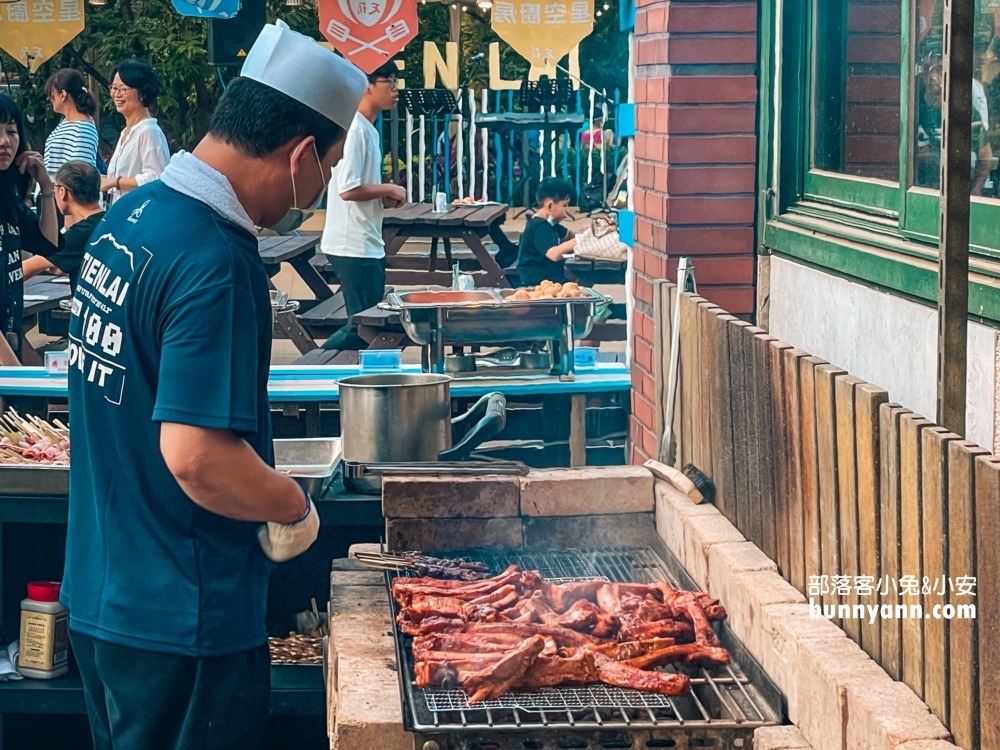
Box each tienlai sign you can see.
[318,0,417,74]
[0,0,84,72]
[491,0,593,69]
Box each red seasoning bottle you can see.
[18,581,69,679]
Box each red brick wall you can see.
[630,0,758,464]
[844,0,900,180]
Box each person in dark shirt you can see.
[23,160,104,288]
[0,94,60,363]
[62,21,366,750]
[516,177,577,286]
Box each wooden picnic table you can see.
[18,274,73,365]
[382,203,518,288]
[257,235,330,300]
[23,275,72,318]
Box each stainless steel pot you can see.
[338,373,506,494]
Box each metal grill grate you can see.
[389,545,784,738]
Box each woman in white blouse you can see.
[100,60,170,203]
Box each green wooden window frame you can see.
[757,0,1000,321]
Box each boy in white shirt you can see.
[321,60,406,350]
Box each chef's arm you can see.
[160,423,308,524]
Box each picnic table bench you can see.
[257,235,330,300]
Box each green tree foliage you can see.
[0,0,624,154]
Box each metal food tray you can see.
[274,438,342,497]
[0,463,69,496]
[385,544,783,749]
[379,288,608,346]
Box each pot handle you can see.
[440,393,507,461]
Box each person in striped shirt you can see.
[43,69,99,180]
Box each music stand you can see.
[400,89,458,117]
[519,78,575,114]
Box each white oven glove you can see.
[258,490,320,563]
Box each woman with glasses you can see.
[100,60,170,204]
[43,69,99,179]
[0,94,60,364]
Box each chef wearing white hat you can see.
[61,22,366,750]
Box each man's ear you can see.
[289,136,316,177]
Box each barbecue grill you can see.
[383,543,784,750]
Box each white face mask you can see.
[268,142,327,234]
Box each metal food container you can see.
[0,464,68,496]
[379,287,606,345]
[338,374,507,494]
[273,438,342,497]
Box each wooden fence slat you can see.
[701,307,732,515]
[770,340,794,580]
[835,375,864,645]
[815,364,846,621]
[783,348,808,594]
[727,320,754,540]
[921,427,959,727]
[697,301,721,484]
[754,332,779,563]
[855,383,888,664]
[948,440,989,750]
[879,403,909,680]
[799,356,826,595]
[741,325,767,552]
[975,456,1000,750]
[678,294,698,469]
[900,412,933,698]
[713,313,739,525]
[685,295,707,476]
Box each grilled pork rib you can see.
[395,562,728,702]
[462,636,547,702]
[592,652,691,696]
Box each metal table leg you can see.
[429,309,445,373]
[559,302,576,380]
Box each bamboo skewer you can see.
[1,447,32,463]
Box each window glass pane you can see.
[813,0,902,181]
[914,0,1000,198]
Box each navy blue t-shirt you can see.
[516,216,569,287]
[62,182,273,657]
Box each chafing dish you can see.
[379,287,609,377]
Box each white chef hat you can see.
[240,19,367,130]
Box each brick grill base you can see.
[382,466,655,552]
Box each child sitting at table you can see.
[516,178,576,287]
